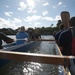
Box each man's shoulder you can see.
[57,30,62,35]
[61,28,71,35]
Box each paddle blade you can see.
[61,11,70,29]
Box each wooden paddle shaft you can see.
[33,39,55,41]
[61,11,70,29]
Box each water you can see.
[0,35,64,75]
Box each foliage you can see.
[0,20,61,35]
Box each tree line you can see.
[0,20,62,35]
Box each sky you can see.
[0,0,75,30]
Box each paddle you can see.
[61,11,70,29]
[31,39,55,41]
[16,39,55,41]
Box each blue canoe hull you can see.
[0,41,40,68]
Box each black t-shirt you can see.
[58,28,72,55]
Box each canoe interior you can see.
[0,41,41,68]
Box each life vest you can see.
[71,28,75,56]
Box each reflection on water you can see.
[2,62,58,75]
[0,35,64,75]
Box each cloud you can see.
[27,0,35,9]
[13,18,22,24]
[52,1,62,9]
[18,2,26,11]
[0,18,9,25]
[43,2,49,6]
[5,12,13,17]
[0,18,18,29]
[26,0,36,13]
[0,17,23,29]
[57,2,62,6]
[63,5,66,7]
[18,0,36,13]
[24,15,42,22]
[52,6,56,9]
[28,9,37,13]
[34,22,41,27]
[42,17,54,21]
[23,15,42,28]
[42,15,61,22]
[42,10,48,16]
[54,15,61,21]
[6,5,10,8]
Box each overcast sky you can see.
[0,0,75,30]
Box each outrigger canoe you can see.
[2,41,40,52]
[0,39,73,75]
[0,41,40,68]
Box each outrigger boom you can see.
[0,50,74,66]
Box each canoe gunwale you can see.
[2,41,35,51]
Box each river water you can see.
[0,35,65,75]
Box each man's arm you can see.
[1,33,14,43]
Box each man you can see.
[16,26,29,45]
[58,17,75,75]
[0,32,14,49]
[34,33,41,39]
[28,30,35,40]
[58,17,75,56]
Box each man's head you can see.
[69,17,75,27]
[19,26,25,32]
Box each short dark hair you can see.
[69,17,75,26]
[59,23,64,30]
